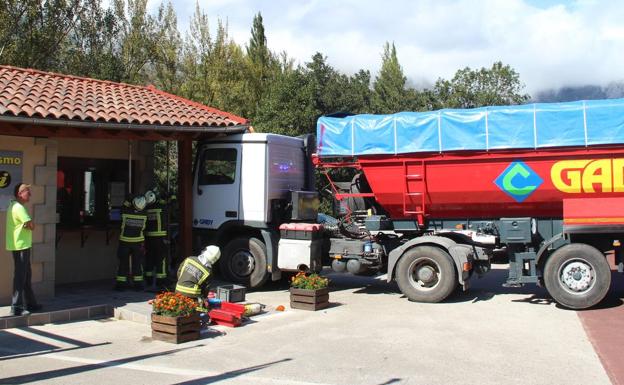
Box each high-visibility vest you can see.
[145,199,167,237]
[119,202,147,243]
[175,256,211,298]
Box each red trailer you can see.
[314,101,624,309]
[348,146,624,221]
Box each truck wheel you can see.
[395,246,457,303]
[543,243,611,309]
[220,237,269,289]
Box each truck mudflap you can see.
[261,229,281,281]
[387,235,481,286]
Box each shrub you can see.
[151,291,197,317]
[290,272,329,290]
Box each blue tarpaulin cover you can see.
[316,98,624,156]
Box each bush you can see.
[290,272,329,290]
[151,291,197,317]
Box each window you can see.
[83,170,96,217]
[198,148,237,185]
[57,157,131,228]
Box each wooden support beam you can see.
[0,122,204,141]
[178,138,193,265]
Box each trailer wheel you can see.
[220,237,269,289]
[395,246,457,303]
[544,243,611,309]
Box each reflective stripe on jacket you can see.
[119,204,147,243]
[145,200,167,237]
[175,256,211,298]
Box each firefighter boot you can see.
[114,277,128,291]
[132,277,145,291]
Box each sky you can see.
[148,0,624,96]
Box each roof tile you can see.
[0,65,247,128]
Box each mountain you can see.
[534,82,624,102]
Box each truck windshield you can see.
[198,148,237,185]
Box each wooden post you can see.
[178,138,193,264]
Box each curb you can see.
[0,304,113,329]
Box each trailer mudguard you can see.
[535,232,568,266]
[387,236,473,285]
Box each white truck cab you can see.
[193,133,318,287]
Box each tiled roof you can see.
[0,65,248,127]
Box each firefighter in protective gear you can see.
[144,189,169,287]
[115,195,147,291]
[175,245,220,299]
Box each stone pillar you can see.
[32,138,58,299]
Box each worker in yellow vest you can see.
[144,189,168,288]
[115,195,147,291]
[175,245,220,301]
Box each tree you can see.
[245,12,282,118]
[60,0,125,81]
[306,53,373,116]
[179,4,253,116]
[114,0,158,84]
[151,1,182,93]
[247,12,269,69]
[254,67,318,137]
[0,0,81,70]
[253,53,374,137]
[372,42,408,114]
[433,61,530,108]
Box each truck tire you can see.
[543,243,611,309]
[395,246,457,303]
[220,237,269,289]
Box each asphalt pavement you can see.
[0,265,617,385]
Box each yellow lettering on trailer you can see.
[552,158,624,193]
[613,159,624,193]
[551,160,590,193]
[582,159,612,193]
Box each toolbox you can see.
[208,309,241,327]
[279,222,324,240]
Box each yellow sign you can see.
[0,150,23,211]
[551,159,624,193]
[0,156,21,165]
[0,171,10,188]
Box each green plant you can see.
[151,291,197,317]
[290,272,329,290]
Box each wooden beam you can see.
[178,138,193,265]
[0,122,199,141]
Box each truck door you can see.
[193,146,241,230]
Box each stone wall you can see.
[0,136,156,302]
[0,135,57,304]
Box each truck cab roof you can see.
[203,132,305,147]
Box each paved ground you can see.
[0,266,616,385]
[577,263,624,385]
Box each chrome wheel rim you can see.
[558,259,595,295]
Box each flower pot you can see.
[151,313,200,343]
[290,287,329,311]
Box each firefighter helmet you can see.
[145,190,157,205]
[132,195,146,211]
[198,245,221,266]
